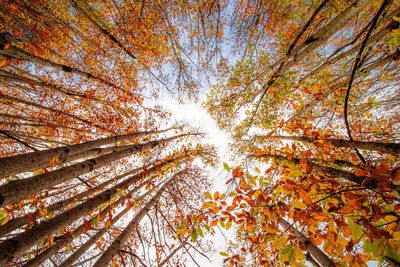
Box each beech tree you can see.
[1,0,399,266]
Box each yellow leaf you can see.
[292,200,307,209]
[0,209,9,226]
[204,192,213,200]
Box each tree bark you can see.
[279,218,335,267]
[267,51,400,137]
[68,0,137,60]
[268,135,400,155]
[0,127,172,178]
[0,153,187,264]
[58,180,153,267]
[0,93,110,133]
[22,175,152,267]
[0,163,147,237]
[287,0,373,70]
[254,153,400,192]
[0,134,185,207]
[92,173,178,267]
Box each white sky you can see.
[152,95,236,266]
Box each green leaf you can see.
[223,162,230,172]
[198,227,204,238]
[348,220,362,239]
[280,244,294,262]
[386,245,400,263]
[219,251,229,257]
[91,217,99,228]
[191,229,198,242]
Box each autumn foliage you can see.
[0,0,399,266]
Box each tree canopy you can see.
[0,0,399,266]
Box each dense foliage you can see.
[0,0,399,266]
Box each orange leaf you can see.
[105,219,112,229]
[299,190,313,204]
[232,166,244,178]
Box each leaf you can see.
[0,59,9,68]
[204,192,213,200]
[191,229,198,242]
[299,190,313,204]
[223,162,230,172]
[214,191,220,200]
[83,220,93,231]
[226,220,232,230]
[49,156,59,167]
[386,245,400,263]
[219,251,229,257]
[292,199,307,209]
[105,219,112,229]
[232,166,244,178]
[0,209,9,226]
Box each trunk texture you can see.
[279,218,335,267]
[0,154,183,264]
[0,127,171,178]
[92,175,177,267]
[0,134,183,207]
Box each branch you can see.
[343,0,390,164]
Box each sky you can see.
[153,95,237,266]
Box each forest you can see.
[0,0,399,266]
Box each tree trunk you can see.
[0,93,110,133]
[279,218,335,267]
[287,0,372,70]
[92,173,178,267]
[22,176,152,267]
[0,153,186,264]
[267,51,400,136]
[158,242,187,267]
[269,135,400,155]
[0,126,172,178]
[255,153,400,193]
[0,43,121,91]
[302,18,396,81]
[58,180,153,267]
[0,163,147,237]
[68,0,137,60]
[0,134,185,207]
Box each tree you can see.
[201,0,400,266]
[1,0,399,266]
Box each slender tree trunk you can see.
[0,163,147,237]
[0,153,187,264]
[58,180,153,267]
[0,127,172,178]
[255,153,400,192]
[0,42,120,91]
[22,176,152,267]
[302,18,397,81]
[269,135,400,155]
[279,218,335,267]
[92,173,178,267]
[287,0,372,70]
[0,134,186,207]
